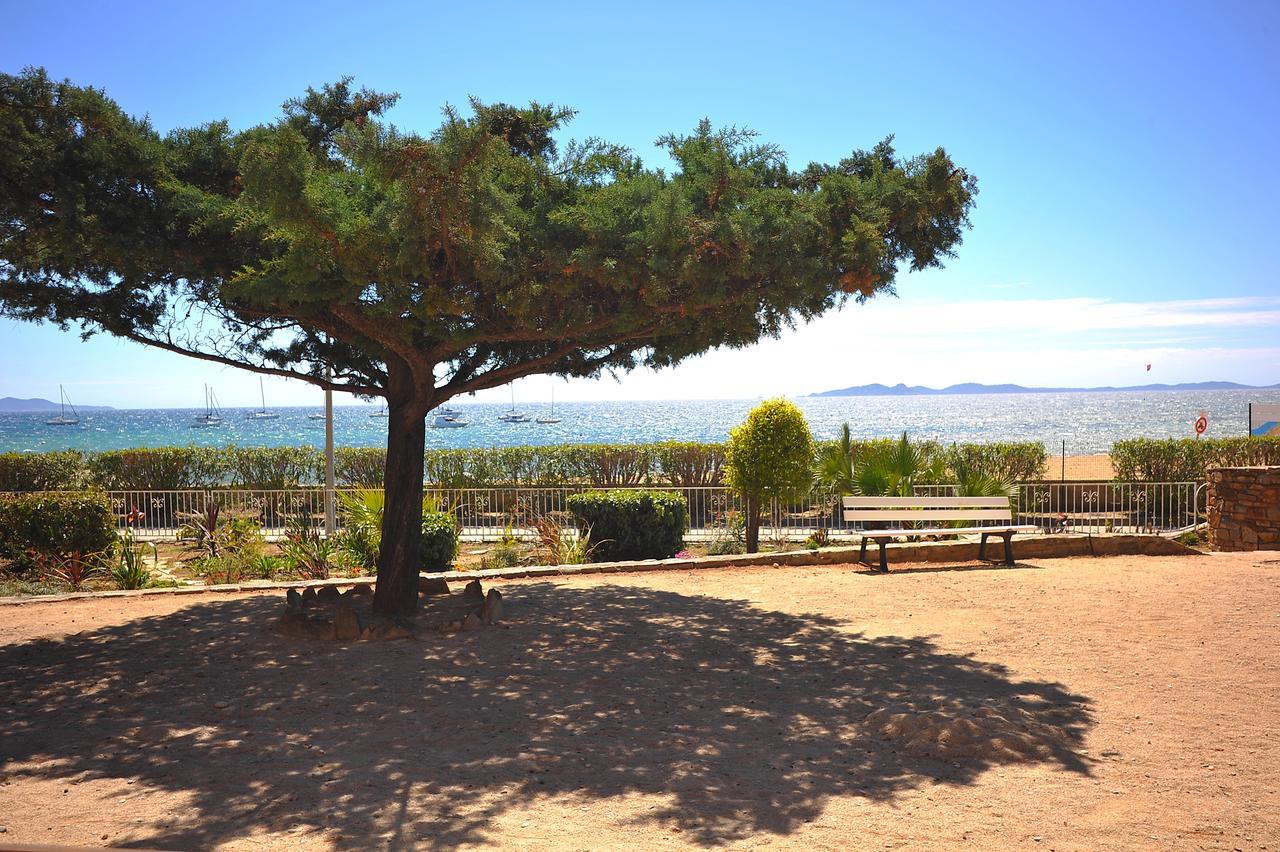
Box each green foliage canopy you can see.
[1,68,977,411]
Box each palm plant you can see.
[336,488,385,570]
[815,428,946,497]
[951,457,1018,499]
[814,423,857,495]
[852,432,946,497]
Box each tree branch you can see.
[117,328,381,395]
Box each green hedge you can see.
[1111,437,1280,481]
[0,439,1049,490]
[335,447,386,487]
[566,489,689,561]
[226,445,321,489]
[0,451,86,492]
[87,446,321,490]
[421,443,696,487]
[0,492,116,564]
[88,446,232,490]
[944,442,1047,483]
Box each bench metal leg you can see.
[858,537,889,572]
[979,532,1015,566]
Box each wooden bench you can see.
[842,496,1036,572]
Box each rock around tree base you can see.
[273,577,503,641]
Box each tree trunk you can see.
[745,495,760,553]
[373,392,430,616]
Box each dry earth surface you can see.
[1,551,1278,851]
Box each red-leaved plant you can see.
[33,549,105,591]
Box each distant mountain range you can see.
[810,381,1280,397]
[0,397,116,412]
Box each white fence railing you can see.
[93,482,1207,543]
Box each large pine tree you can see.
[0,69,977,613]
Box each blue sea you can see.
[0,389,1273,455]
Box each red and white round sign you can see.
[1194,412,1208,436]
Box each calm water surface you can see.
[1,390,1273,455]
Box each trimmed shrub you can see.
[566,489,689,561]
[0,451,86,492]
[725,399,814,552]
[420,511,459,571]
[0,492,116,567]
[1111,437,1280,481]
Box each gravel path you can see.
[1,551,1277,850]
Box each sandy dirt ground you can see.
[1041,453,1116,481]
[1,551,1278,851]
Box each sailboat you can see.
[245,377,280,420]
[192,385,223,427]
[535,386,562,424]
[307,411,327,421]
[46,385,80,426]
[498,385,530,423]
[369,402,388,418]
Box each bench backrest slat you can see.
[847,509,1013,522]
[841,495,1013,525]
[842,496,1009,508]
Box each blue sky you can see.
[2,0,1278,407]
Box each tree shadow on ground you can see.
[0,583,1093,849]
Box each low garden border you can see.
[0,533,1196,607]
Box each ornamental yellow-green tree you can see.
[724,399,815,552]
[0,68,977,614]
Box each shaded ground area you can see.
[1,552,1278,849]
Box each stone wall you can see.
[1208,466,1280,551]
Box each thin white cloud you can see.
[861,295,1280,335]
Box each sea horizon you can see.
[2,388,1275,456]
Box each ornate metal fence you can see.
[95,482,1206,543]
[1013,481,1207,534]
